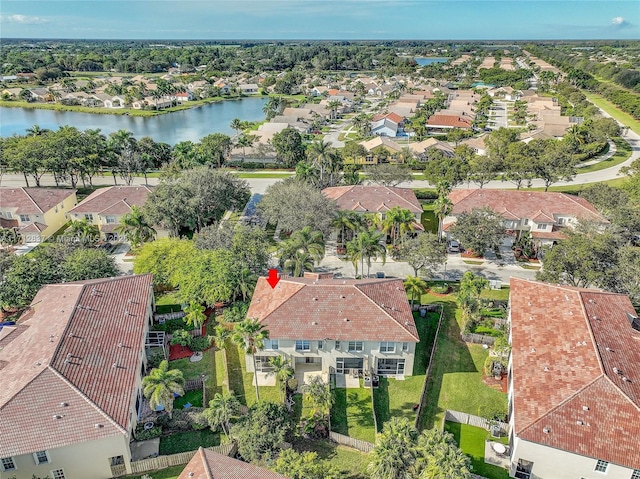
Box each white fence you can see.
[329,431,374,453]
[444,410,509,432]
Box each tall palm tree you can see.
[212,324,231,351]
[284,250,316,277]
[404,276,427,308]
[236,134,257,162]
[115,205,156,248]
[232,319,269,402]
[183,301,207,330]
[267,355,294,402]
[230,118,243,138]
[142,360,185,418]
[332,211,363,246]
[347,228,386,278]
[433,195,453,240]
[65,219,99,245]
[202,392,240,439]
[233,267,257,302]
[383,207,416,246]
[289,226,325,262]
[368,418,418,479]
[303,376,333,426]
[309,140,333,185]
[327,99,342,120]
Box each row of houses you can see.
[0,186,167,243]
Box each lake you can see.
[414,57,449,66]
[0,97,269,144]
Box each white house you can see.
[245,272,419,386]
[0,275,154,479]
[508,279,640,479]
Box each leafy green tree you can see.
[183,301,207,330]
[133,238,196,289]
[529,139,577,191]
[271,127,306,168]
[395,233,446,278]
[423,146,470,188]
[170,329,193,349]
[274,449,342,479]
[115,205,156,248]
[232,318,269,401]
[230,401,293,462]
[502,141,535,189]
[404,276,427,308]
[612,246,640,308]
[366,163,413,187]
[202,392,240,439]
[198,133,233,168]
[172,249,238,306]
[345,228,386,277]
[449,207,505,257]
[62,248,118,282]
[267,355,294,402]
[303,375,333,422]
[142,360,185,418]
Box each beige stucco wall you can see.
[247,339,417,377]
[0,434,131,479]
[509,436,636,479]
[41,192,78,240]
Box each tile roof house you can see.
[444,189,607,246]
[426,114,473,131]
[508,278,640,479]
[245,273,419,386]
[370,112,404,137]
[0,275,154,479]
[177,447,288,479]
[0,187,77,242]
[67,186,166,240]
[324,185,422,216]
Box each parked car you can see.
[448,240,461,253]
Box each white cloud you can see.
[0,14,49,24]
[611,16,625,25]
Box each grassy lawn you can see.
[444,422,510,479]
[331,383,376,443]
[480,287,510,302]
[169,345,225,400]
[584,92,640,136]
[421,203,438,234]
[158,430,221,455]
[223,340,280,406]
[373,311,439,429]
[119,465,184,479]
[154,291,183,314]
[576,137,633,174]
[417,291,507,430]
[174,389,203,409]
[291,438,370,479]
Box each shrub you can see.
[190,335,213,352]
[223,302,249,323]
[135,425,162,440]
[154,317,189,334]
[413,188,438,200]
[147,351,165,370]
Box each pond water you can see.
[0,97,269,144]
[414,57,449,66]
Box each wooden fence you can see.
[154,311,185,322]
[111,442,236,477]
[184,377,204,392]
[461,333,496,345]
[329,431,374,453]
[444,410,509,433]
[414,304,445,428]
[368,373,379,436]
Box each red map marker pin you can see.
[266,269,280,289]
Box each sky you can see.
[1,0,638,40]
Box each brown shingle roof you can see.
[0,275,153,457]
[510,279,640,470]
[178,447,289,479]
[323,186,422,214]
[247,276,418,342]
[426,114,472,128]
[0,187,76,214]
[68,186,152,215]
[448,189,607,224]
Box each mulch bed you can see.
[168,323,208,360]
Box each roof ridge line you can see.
[576,291,605,376]
[21,187,44,214]
[254,278,305,325]
[0,367,48,412]
[355,281,419,341]
[601,373,640,413]
[200,447,214,479]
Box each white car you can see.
[448,240,461,253]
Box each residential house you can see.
[168,91,194,103]
[246,272,419,385]
[0,187,77,242]
[28,88,52,102]
[409,138,455,159]
[426,114,473,132]
[357,136,404,164]
[239,83,259,94]
[1,88,23,98]
[92,93,125,109]
[177,447,288,479]
[444,189,608,246]
[371,112,404,137]
[460,135,488,155]
[507,278,640,479]
[67,186,166,240]
[0,274,154,479]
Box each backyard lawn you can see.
[331,383,376,443]
[173,389,203,409]
[120,465,184,479]
[291,438,370,479]
[444,422,510,479]
[417,288,507,430]
[158,430,222,455]
[154,291,183,314]
[169,346,225,400]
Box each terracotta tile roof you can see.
[323,186,422,214]
[68,186,153,215]
[0,217,18,228]
[426,114,472,128]
[371,112,403,124]
[178,447,289,479]
[247,275,418,342]
[18,222,48,233]
[0,274,153,457]
[0,187,76,214]
[510,279,640,470]
[448,189,607,224]
[530,229,568,240]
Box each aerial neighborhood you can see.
[0,32,639,479]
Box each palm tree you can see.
[232,319,269,402]
[332,211,363,246]
[26,124,50,136]
[327,99,342,120]
[368,418,418,479]
[212,324,231,351]
[233,267,257,302]
[115,205,156,248]
[236,134,257,162]
[289,226,325,262]
[303,376,333,426]
[202,392,240,439]
[347,228,387,278]
[183,301,207,330]
[267,355,294,402]
[284,250,315,277]
[309,140,333,185]
[230,118,243,138]
[383,207,416,246]
[65,219,99,245]
[433,195,453,240]
[142,360,185,418]
[404,276,427,308]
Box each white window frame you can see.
[5,212,12,219]
[335,340,341,350]
[295,340,310,351]
[380,341,396,353]
[19,214,30,222]
[402,342,409,352]
[631,470,640,479]
[317,340,323,350]
[348,341,364,352]
[264,339,279,350]
[594,460,609,473]
[105,215,116,224]
[51,469,66,479]
[1,457,16,472]
[84,213,94,222]
[33,450,50,465]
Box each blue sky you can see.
[1,1,638,40]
